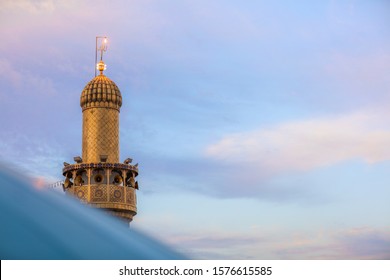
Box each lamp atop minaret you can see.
[62,36,139,223]
[95,36,108,76]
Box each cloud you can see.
[167,233,266,259]
[205,110,390,176]
[273,227,390,260]
[0,0,55,14]
[0,59,22,88]
[336,227,390,259]
[0,58,57,96]
[0,132,66,182]
[152,226,390,259]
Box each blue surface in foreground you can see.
[0,166,186,260]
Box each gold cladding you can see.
[82,108,119,163]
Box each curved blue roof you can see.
[0,165,185,260]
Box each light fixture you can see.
[73,156,82,163]
[95,36,108,76]
[124,158,132,164]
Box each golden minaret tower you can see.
[62,37,138,222]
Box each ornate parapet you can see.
[63,162,138,175]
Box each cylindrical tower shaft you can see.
[82,107,119,163]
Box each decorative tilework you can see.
[74,186,88,202]
[92,185,107,202]
[109,186,124,203]
[126,187,136,204]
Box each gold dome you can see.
[80,75,122,111]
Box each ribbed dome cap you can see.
[80,75,122,111]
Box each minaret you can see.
[62,37,138,222]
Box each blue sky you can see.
[1,0,389,259]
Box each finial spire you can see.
[95,36,108,76]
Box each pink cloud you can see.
[152,226,390,259]
[0,0,55,14]
[205,110,390,176]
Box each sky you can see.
[1,0,390,259]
